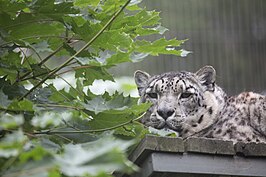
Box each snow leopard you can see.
[134,65,266,143]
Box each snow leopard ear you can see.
[195,65,216,91]
[134,70,150,95]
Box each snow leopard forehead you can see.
[146,71,201,93]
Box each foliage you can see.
[0,0,186,176]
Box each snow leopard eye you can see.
[180,92,193,99]
[147,92,158,99]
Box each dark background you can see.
[111,0,266,95]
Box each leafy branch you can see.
[19,0,131,100]
[0,0,186,176]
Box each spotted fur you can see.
[134,66,266,143]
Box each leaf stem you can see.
[38,44,64,66]
[0,103,82,113]
[32,112,146,135]
[17,45,64,82]
[20,65,93,82]
[57,65,93,76]
[36,104,83,110]
[19,0,131,100]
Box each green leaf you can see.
[0,51,23,68]
[126,4,142,11]
[134,25,168,36]
[56,135,137,176]
[19,146,50,163]
[8,99,34,111]
[74,57,101,66]
[74,0,100,7]
[3,157,56,177]
[38,138,61,153]
[93,30,133,51]
[84,103,150,131]
[46,38,69,56]
[111,9,154,29]
[30,41,53,53]
[0,130,27,158]
[0,51,31,83]
[29,0,78,19]
[0,113,24,129]
[0,78,27,99]
[86,113,131,130]
[105,51,130,66]
[48,84,75,103]
[0,0,26,17]
[111,9,162,37]
[76,67,114,86]
[30,64,51,79]
[99,0,126,17]
[71,21,102,42]
[9,23,65,41]
[48,168,61,177]
[114,122,147,138]
[31,111,72,129]
[83,93,137,114]
[0,90,11,108]
[148,127,178,137]
[135,38,186,56]
[128,0,143,6]
[29,87,53,104]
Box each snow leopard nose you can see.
[157,108,175,119]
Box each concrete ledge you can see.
[235,142,266,156]
[184,137,235,155]
[123,135,266,177]
[143,152,266,177]
[129,135,184,164]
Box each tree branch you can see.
[38,44,64,66]
[17,45,64,82]
[32,112,146,135]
